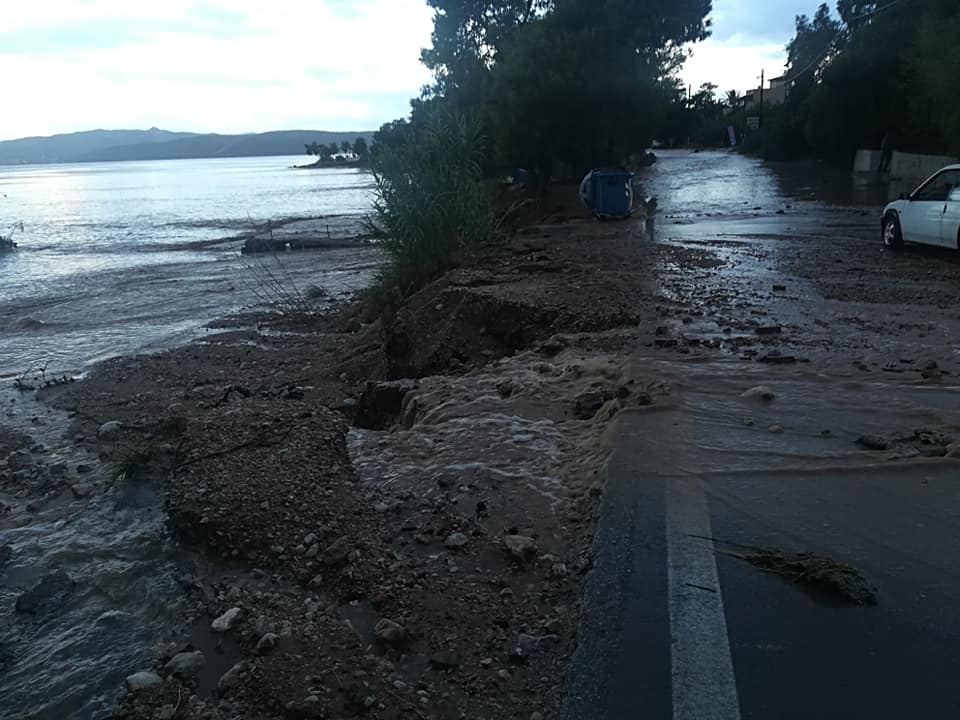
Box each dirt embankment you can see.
[29,213,672,720]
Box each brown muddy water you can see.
[1,150,952,719]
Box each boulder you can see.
[211,607,242,633]
[741,385,775,401]
[218,661,247,693]
[97,421,122,439]
[444,532,469,550]
[164,650,205,679]
[256,633,279,655]
[125,671,163,692]
[504,535,538,563]
[374,618,408,646]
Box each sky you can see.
[682,0,813,94]
[0,0,813,142]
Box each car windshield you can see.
[913,170,960,201]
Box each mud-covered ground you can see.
[9,209,674,720]
[4,150,960,719]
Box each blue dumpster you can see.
[579,169,635,220]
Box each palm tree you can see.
[725,90,740,109]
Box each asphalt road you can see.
[562,151,960,720]
[564,368,960,719]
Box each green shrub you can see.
[365,108,493,296]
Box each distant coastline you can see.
[0,128,375,166]
[291,158,371,170]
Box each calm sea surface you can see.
[0,155,377,378]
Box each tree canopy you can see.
[382,0,713,179]
[746,0,960,161]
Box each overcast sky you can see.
[0,0,813,141]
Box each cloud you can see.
[709,0,813,45]
[0,0,434,140]
[680,0,816,93]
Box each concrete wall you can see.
[890,152,958,182]
[854,149,958,182]
[853,149,882,173]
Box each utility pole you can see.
[759,69,765,130]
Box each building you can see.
[743,75,789,112]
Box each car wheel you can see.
[882,213,904,250]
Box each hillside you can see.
[81,130,373,162]
[0,129,374,165]
[0,128,198,165]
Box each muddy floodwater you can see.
[3,149,959,719]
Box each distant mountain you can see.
[0,129,375,165]
[0,128,198,165]
[81,130,374,163]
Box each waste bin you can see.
[579,169,635,220]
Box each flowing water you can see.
[0,156,377,719]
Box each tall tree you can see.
[489,0,712,176]
[420,0,550,100]
[352,136,369,159]
[785,3,840,98]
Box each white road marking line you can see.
[667,476,741,720]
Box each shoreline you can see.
[3,197,660,718]
[8,150,960,718]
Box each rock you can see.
[741,385,775,401]
[755,325,782,335]
[531,713,544,720]
[857,435,888,451]
[97,421,122,438]
[429,650,461,670]
[945,441,960,459]
[71,483,94,499]
[510,633,559,665]
[211,607,242,632]
[125,671,163,692]
[374,502,390,513]
[573,391,608,420]
[76,464,92,474]
[509,634,538,664]
[758,353,797,365]
[218,661,246,693]
[444,532,469,549]
[922,361,942,380]
[303,533,317,546]
[164,650,205,678]
[772,284,787,292]
[304,543,320,559]
[15,570,75,614]
[354,380,418,430]
[321,537,351,567]
[374,618,408,646]
[480,657,493,668]
[496,380,516,398]
[256,633,280,655]
[504,534,538,563]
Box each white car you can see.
[882,165,960,250]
